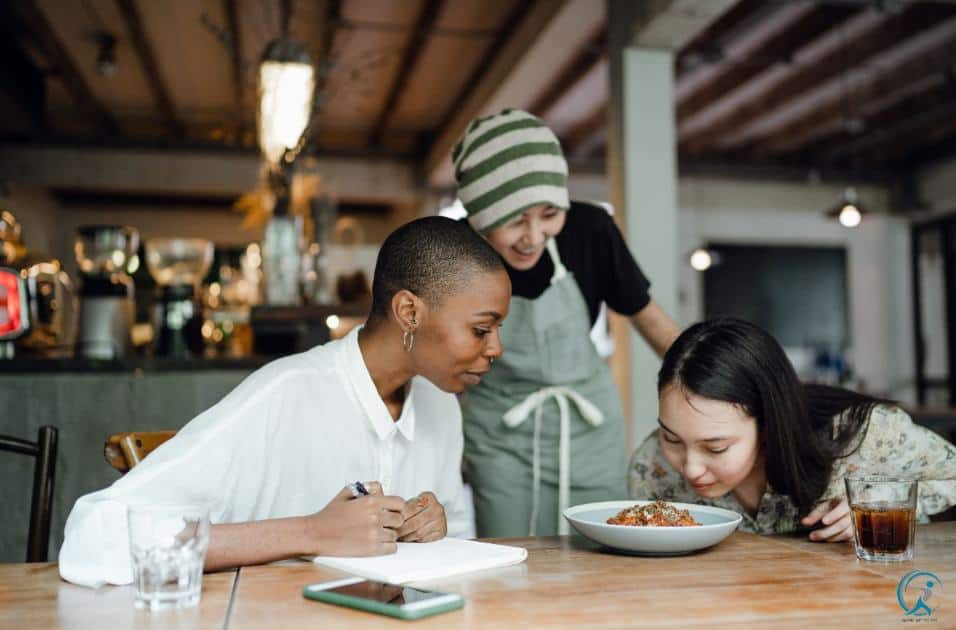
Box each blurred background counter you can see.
[0,301,368,562]
[0,367,249,562]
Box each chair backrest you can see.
[104,431,176,473]
[0,425,58,562]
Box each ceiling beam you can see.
[676,4,860,123]
[563,106,606,157]
[901,134,956,172]
[318,0,342,68]
[718,13,956,154]
[620,0,740,50]
[9,1,117,135]
[675,2,816,106]
[882,124,956,172]
[750,36,956,157]
[302,0,342,153]
[279,0,292,36]
[0,15,45,130]
[682,3,956,153]
[677,10,888,143]
[676,156,891,185]
[824,96,956,165]
[529,25,604,118]
[675,0,770,74]
[0,143,420,202]
[223,0,245,144]
[423,0,565,185]
[370,0,445,147]
[116,0,184,138]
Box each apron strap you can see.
[503,386,604,535]
[545,238,568,285]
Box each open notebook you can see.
[313,538,528,584]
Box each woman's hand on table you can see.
[304,483,406,556]
[397,491,447,542]
[801,497,853,542]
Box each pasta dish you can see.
[607,500,701,527]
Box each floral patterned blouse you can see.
[628,405,956,534]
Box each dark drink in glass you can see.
[844,476,918,561]
[850,502,915,555]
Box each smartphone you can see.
[302,577,465,620]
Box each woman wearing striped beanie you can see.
[454,108,681,538]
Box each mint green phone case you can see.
[302,584,465,620]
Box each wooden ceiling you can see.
[1,0,954,188]
[666,0,956,175]
[0,0,533,156]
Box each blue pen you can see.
[349,481,370,498]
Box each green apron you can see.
[462,238,627,537]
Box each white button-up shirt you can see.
[59,328,471,587]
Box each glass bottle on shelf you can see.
[262,194,302,306]
[300,194,336,305]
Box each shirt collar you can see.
[340,327,416,441]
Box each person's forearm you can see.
[630,300,681,358]
[205,517,309,572]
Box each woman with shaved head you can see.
[60,217,511,587]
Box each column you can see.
[607,1,680,449]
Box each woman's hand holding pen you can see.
[397,491,447,542]
[304,482,406,557]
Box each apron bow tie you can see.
[503,386,604,535]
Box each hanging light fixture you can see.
[826,187,865,229]
[824,28,867,230]
[257,38,315,166]
[95,32,118,77]
[688,248,720,272]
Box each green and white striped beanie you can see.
[452,109,569,233]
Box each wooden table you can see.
[0,563,237,629]
[2,524,952,628]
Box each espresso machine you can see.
[75,225,139,359]
[1,210,76,358]
[145,238,213,358]
[0,266,29,359]
[1,211,30,358]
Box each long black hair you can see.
[658,317,893,515]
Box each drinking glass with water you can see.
[127,504,210,610]
[844,475,918,562]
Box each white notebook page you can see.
[312,538,528,584]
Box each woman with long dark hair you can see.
[629,318,956,540]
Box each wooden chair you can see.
[0,425,58,562]
[104,431,176,473]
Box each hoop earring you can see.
[402,330,415,352]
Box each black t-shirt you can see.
[504,201,652,325]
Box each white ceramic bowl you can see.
[564,500,742,555]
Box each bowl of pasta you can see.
[563,500,742,555]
